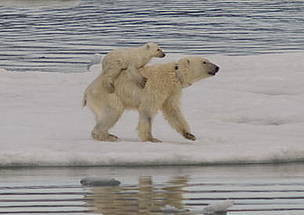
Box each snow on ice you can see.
[0,53,304,167]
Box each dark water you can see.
[0,0,304,72]
[1,164,304,215]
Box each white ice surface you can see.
[1,53,304,167]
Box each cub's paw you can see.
[103,81,115,93]
[138,77,148,89]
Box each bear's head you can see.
[145,42,166,58]
[176,56,219,87]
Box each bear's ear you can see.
[175,64,184,84]
[175,62,191,88]
[145,44,150,49]
[179,58,190,66]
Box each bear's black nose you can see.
[215,66,220,72]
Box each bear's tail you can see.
[82,93,87,108]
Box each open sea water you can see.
[0,0,304,72]
[2,164,304,215]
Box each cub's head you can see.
[176,56,219,87]
[144,42,166,58]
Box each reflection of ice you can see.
[161,205,190,214]
[0,0,80,9]
[201,200,234,215]
[162,205,176,213]
[161,200,233,215]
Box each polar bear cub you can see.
[83,56,220,142]
[101,42,165,93]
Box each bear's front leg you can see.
[137,111,161,142]
[182,131,196,141]
[162,93,196,141]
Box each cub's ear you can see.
[145,43,150,49]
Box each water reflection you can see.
[86,176,189,215]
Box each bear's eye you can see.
[202,61,207,64]
[157,48,161,51]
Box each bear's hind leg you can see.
[92,107,123,142]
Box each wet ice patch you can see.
[220,97,304,126]
[245,77,304,96]
[224,112,303,126]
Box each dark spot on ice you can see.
[248,90,297,96]
[230,118,297,126]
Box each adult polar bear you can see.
[83,56,219,142]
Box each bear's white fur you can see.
[83,56,219,142]
[101,42,165,93]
